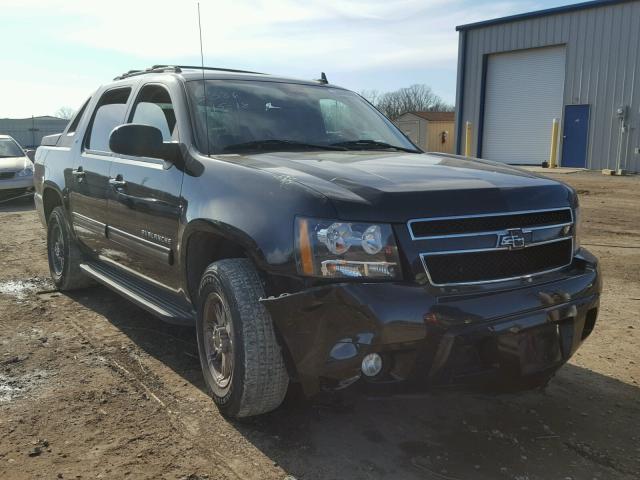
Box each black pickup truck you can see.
[34,65,601,418]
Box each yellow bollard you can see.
[464,121,472,157]
[549,118,559,168]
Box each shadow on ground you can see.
[0,194,34,213]
[68,286,640,480]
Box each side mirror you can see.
[109,124,181,163]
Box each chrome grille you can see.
[409,208,573,239]
[409,208,574,286]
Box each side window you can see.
[66,97,91,135]
[86,87,131,152]
[129,84,178,141]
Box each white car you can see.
[0,135,34,196]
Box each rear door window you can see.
[57,97,92,148]
[85,87,132,153]
[66,98,91,135]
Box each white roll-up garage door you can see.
[482,46,566,165]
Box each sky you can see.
[1,0,580,118]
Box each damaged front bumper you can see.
[262,249,601,396]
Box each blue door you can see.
[561,105,590,168]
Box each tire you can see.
[196,258,289,418]
[47,206,93,291]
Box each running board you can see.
[80,261,195,326]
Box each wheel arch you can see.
[180,219,267,306]
[181,219,300,385]
[42,183,65,224]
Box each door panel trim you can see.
[106,226,173,265]
[72,212,107,237]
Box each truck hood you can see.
[230,151,574,222]
[0,156,30,172]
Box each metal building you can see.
[0,116,69,149]
[395,111,455,153]
[454,0,640,173]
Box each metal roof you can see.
[456,0,637,31]
[402,111,455,122]
[0,116,67,121]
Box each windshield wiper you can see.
[222,139,347,153]
[330,139,420,153]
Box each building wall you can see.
[426,120,455,153]
[0,117,69,148]
[456,0,640,172]
[396,114,428,150]
[396,114,455,152]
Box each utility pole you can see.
[28,115,39,148]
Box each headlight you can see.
[295,217,401,279]
[573,205,581,252]
[16,163,34,177]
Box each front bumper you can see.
[0,175,34,192]
[262,249,601,396]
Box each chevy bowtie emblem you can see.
[498,229,526,250]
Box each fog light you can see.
[361,353,382,377]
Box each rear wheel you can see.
[47,207,93,291]
[196,258,289,417]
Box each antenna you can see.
[197,2,210,155]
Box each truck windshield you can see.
[186,80,420,155]
[0,138,25,158]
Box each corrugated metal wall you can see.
[0,117,68,148]
[455,0,640,172]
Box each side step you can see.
[80,261,195,326]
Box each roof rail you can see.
[153,65,264,75]
[113,65,264,81]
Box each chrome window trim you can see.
[407,207,574,240]
[419,237,574,287]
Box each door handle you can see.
[71,167,85,178]
[108,175,126,187]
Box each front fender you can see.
[180,153,338,276]
[179,219,266,271]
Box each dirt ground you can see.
[0,171,638,480]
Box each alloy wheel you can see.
[202,292,234,389]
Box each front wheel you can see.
[196,258,289,418]
[47,206,93,291]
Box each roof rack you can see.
[113,65,265,81]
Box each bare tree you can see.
[368,84,453,120]
[53,107,75,120]
[359,89,381,106]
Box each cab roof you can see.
[112,65,332,87]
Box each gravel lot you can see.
[0,171,638,480]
